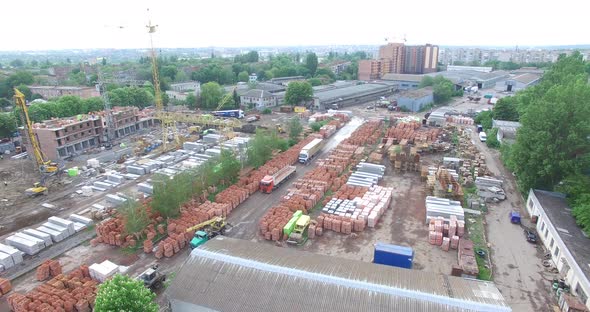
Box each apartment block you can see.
[28,86,100,100]
[359,43,439,80]
[358,60,381,81]
[21,107,156,160]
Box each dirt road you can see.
[225,117,363,241]
[470,130,555,312]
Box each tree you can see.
[493,96,519,121]
[16,84,32,101]
[218,149,241,186]
[9,59,24,68]
[232,89,240,108]
[285,81,313,106]
[200,82,224,109]
[432,75,455,104]
[474,110,493,130]
[161,65,178,81]
[101,58,107,66]
[119,200,150,240]
[108,87,154,108]
[237,71,249,82]
[0,98,11,108]
[419,76,435,88]
[0,113,17,138]
[288,117,303,143]
[30,60,38,67]
[247,129,286,168]
[94,274,158,312]
[308,78,322,86]
[305,53,318,76]
[185,93,198,110]
[315,68,335,80]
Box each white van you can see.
[479,132,487,142]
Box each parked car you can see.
[479,132,487,142]
[524,228,538,244]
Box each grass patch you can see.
[311,190,333,213]
[120,245,141,255]
[467,215,492,281]
[163,272,176,289]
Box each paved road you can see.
[226,117,363,240]
[470,129,554,312]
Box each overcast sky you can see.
[2,0,588,51]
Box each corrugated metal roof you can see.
[167,237,510,312]
[314,83,392,102]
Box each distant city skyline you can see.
[2,0,589,51]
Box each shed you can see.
[166,236,510,312]
[395,87,434,112]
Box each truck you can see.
[137,265,166,291]
[373,242,414,269]
[186,217,229,249]
[298,138,324,164]
[246,115,260,123]
[212,109,244,119]
[260,165,296,193]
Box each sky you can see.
[1,0,588,51]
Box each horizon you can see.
[1,0,589,52]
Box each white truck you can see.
[299,138,324,164]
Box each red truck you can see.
[259,165,296,193]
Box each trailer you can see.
[212,110,244,119]
[260,165,296,193]
[298,138,324,164]
[373,242,414,269]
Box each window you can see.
[554,246,559,258]
[528,198,533,209]
[576,283,588,303]
[540,222,545,232]
[550,238,554,249]
[545,228,549,238]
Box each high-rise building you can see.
[379,43,405,74]
[358,43,439,80]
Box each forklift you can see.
[137,264,166,291]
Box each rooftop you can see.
[240,89,274,98]
[167,236,510,312]
[397,87,433,99]
[381,73,424,82]
[238,82,286,93]
[533,189,590,282]
[510,73,542,84]
[28,86,96,91]
[492,120,521,129]
[427,70,509,84]
[314,83,392,102]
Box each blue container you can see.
[373,242,414,269]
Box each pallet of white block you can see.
[319,186,394,231]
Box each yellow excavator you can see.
[14,88,61,196]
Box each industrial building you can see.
[426,70,509,89]
[394,87,434,112]
[380,73,423,90]
[525,190,590,310]
[169,81,200,93]
[166,236,510,312]
[27,86,100,100]
[20,107,156,160]
[495,73,542,92]
[239,89,278,109]
[312,82,395,109]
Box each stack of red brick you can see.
[385,121,441,144]
[329,185,369,203]
[36,259,63,281]
[457,238,479,277]
[7,265,98,312]
[428,215,465,251]
[316,214,360,234]
[259,207,293,241]
[342,120,382,146]
[154,232,187,259]
[0,278,12,297]
[214,185,249,210]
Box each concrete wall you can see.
[527,191,590,309]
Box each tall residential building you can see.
[359,43,439,80]
[379,43,405,74]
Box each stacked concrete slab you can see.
[425,196,465,224]
[205,148,221,157]
[37,226,66,242]
[203,134,223,144]
[5,235,43,255]
[183,142,204,152]
[347,163,385,187]
[0,243,23,267]
[69,214,93,232]
[137,183,153,195]
[126,165,146,175]
[107,173,125,184]
[93,181,113,189]
[48,217,76,236]
[106,194,128,206]
[22,229,53,247]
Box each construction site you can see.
[0,22,518,312]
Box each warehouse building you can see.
[166,236,510,312]
[495,73,542,92]
[312,82,396,109]
[427,70,509,90]
[380,73,423,90]
[395,87,434,112]
[525,190,590,310]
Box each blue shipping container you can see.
[373,242,414,269]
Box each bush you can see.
[262,108,272,114]
[485,128,500,148]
